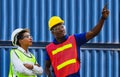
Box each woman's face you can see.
[19,32,33,47]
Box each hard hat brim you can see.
[49,20,64,30]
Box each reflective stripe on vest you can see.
[46,35,80,77]
[57,58,76,70]
[52,43,72,55]
[9,49,36,77]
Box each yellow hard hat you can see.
[48,16,64,30]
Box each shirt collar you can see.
[53,35,68,44]
[17,46,29,53]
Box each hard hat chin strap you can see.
[13,34,18,46]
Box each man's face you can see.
[51,23,66,39]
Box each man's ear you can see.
[51,31,54,35]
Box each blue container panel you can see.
[0,0,119,43]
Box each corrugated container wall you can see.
[0,0,120,77]
[0,0,119,42]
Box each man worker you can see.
[45,5,109,77]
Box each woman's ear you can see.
[19,39,23,45]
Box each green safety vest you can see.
[9,49,36,77]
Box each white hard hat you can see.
[11,28,26,46]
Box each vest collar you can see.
[53,35,68,44]
[17,46,31,57]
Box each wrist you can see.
[101,16,106,20]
